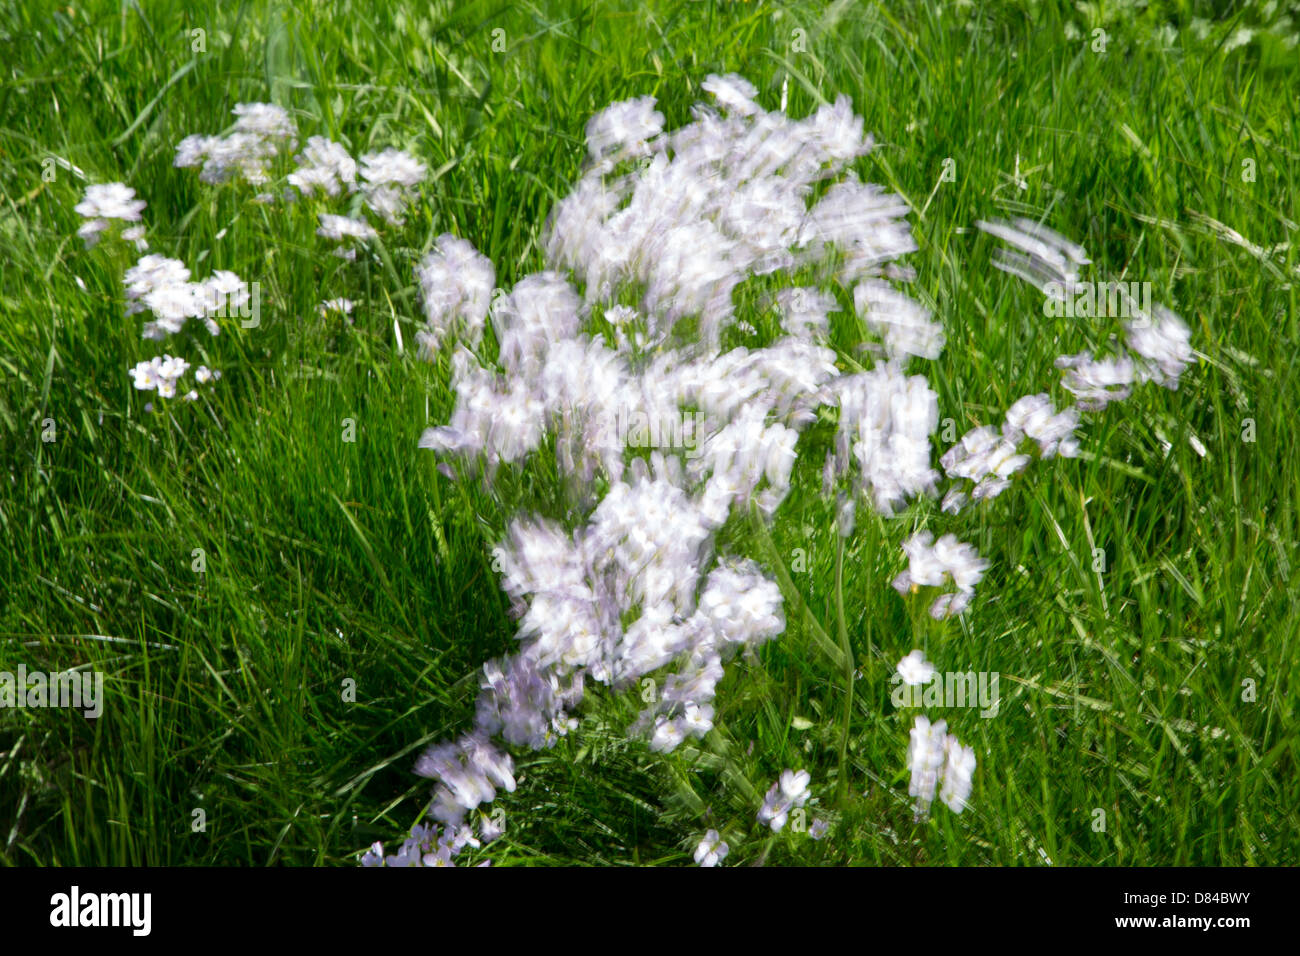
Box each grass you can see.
[1,0,1297,866]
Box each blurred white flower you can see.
[758,769,812,832]
[74,182,146,222]
[174,103,296,185]
[908,715,976,817]
[897,649,936,686]
[359,147,426,224]
[940,737,977,813]
[702,73,761,116]
[289,136,357,197]
[694,829,729,866]
[317,213,377,243]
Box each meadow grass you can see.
[1,0,1297,865]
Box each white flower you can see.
[907,715,947,812]
[130,359,159,391]
[758,769,812,832]
[359,147,425,224]
[1125,305,1194,389]
[694,829,729,867]
[317,213,378,243]
[649,717,686,754]
[232,102,297,139]
[701,73,761,116]
[173,104,296,186]
[896,649,935,686]
[478,811,505,843]
[77,218,109,249]
[121,225,148,251]
[129,354,193,399]
[415,235,495,353]
[908,716,976,817]
[892,532,987,618]
[854,280,944,360]
[74,182,146,222]
[779,768,811,804]
[940,738,977,813]
[289,136,357,197]
[318,297,355,317]
[585,96,664,163]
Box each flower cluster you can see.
[693,829,729,867]
[1055,304,1195,410]
[74,178,250,402]
[316,213,377,258]
[892,531,990,619]
[288,135,357,197]
[896,649,936,686]
[174,102,298,187]
[940,393,1081,513]
[122,255,250,339]
[757,769,812,832]
[977,217,1196,413]
[129,355,220,403]
[360,818,498,868]
[391,78,1195,861]
[74,182,147,250]
[414,235,496,354]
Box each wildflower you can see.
[907,715,948,813]
[896,650,936,686]
[650,717,686,753]
[74,183,146,249]
[694,830,729,867]
[77,219,111,248]
[758,769,812,832]
[317,213,377,243]
[854,280,944,360]
[478,811,505,844]
[415,731,517,826]
[940,738,977,813]
[359,147,426,224]
[289,136,357,197]
[232,102,297,139]
[701,73,761,116]
[174,103,296,185]
[130,354,190,399]
[1055,352,1136,410]
[907,715,976,817]
[584,96,664,165]
[74,182,146,222]
[415,235,496,353]
[121,225,148,251]
[892,532,988,619]
[976,217,1090,297]
[1125,305,1194,389]
[318,297,355,317]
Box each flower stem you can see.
[834,532,854,805]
